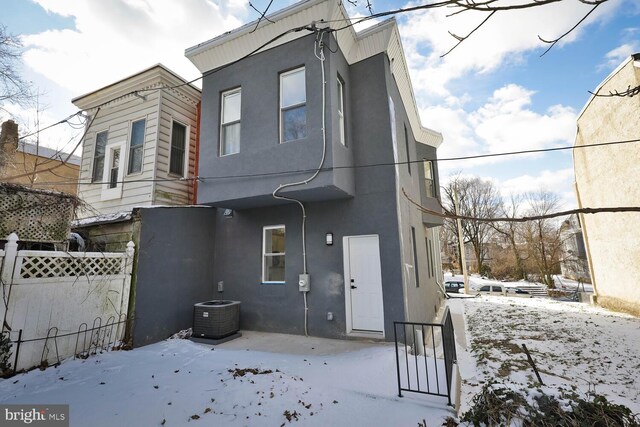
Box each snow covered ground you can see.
[0,336,454,426]
[444,272,594,293]
[450,296,640,415]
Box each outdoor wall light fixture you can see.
[223,209,234,218]
[326,232,333,246]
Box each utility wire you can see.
[16,111,83,141]
[8,136,640,186]
[3,108,101,181]
[402,188,640,223]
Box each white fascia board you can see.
[185,0,443,148]
[72,64,201,111]
[185,0,355,73]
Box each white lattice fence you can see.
[0,183,78,243]
[1,234,135,371]
[16,252,125,280]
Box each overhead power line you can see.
[6,136,640,186]
[402,188,640,223]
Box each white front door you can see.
[345,235,384,333]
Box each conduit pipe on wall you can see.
[272,28,328,337]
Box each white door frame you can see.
[343,234,385,338]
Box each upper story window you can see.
[92,130,108,182]
[337,77,345,146]
[170,121,187,176]
[263,225,285,283]
[404,124,411,175]
[109,148,121,189]
[220,88,241,156]
[280,67,306,143]
[128,119,146,174]
[423,160,435,197]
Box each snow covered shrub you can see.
[455,381,640,427]
[0,331,11,375]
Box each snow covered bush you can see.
[0,331,11,375]
[454,381,640,427]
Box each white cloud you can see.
[22,0,248,95]
[422,83,577,178]
[499,168,577,209]
[599,41,640,71]
[398,0,622,103]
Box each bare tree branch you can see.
[589,84,640,98]
[0,25,33,110]
[538,2,602,57]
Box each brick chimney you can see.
[0,119,19,173]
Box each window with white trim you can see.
[337,77,345,145]
[220,88,241,156]
[411,226,419,287]
[262,225,285,283]
[404,124,411,175]
[108,148,120,189]
[101,140,125,201]
[280,67,306,143]
[92,131,108,182]
[128,119,146,174]
[423,160,435,198]
[169,121,187,176]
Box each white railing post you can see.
[1,233,18,286]
[125,241,135,275]
[1,233,19,333]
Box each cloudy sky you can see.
[2,0,638,207]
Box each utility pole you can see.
[454,185,470,294]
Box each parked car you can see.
[505,287,533,297]
[477,284,506,296]
[444,280,465,294]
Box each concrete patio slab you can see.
[214,330,392,356]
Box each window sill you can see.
[168,172,188,179]
[261,281,286,285]
[279,137,307,144]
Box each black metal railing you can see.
[6,314,130,374]
[394,307,457,406]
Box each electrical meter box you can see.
[298,274,310,292]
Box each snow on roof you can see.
[72,210,133,228]
[73,205,213,227]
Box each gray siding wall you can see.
[211,53,407,340]
[198,34,355,208]
[382,54,442,324]
[416,143,443,226]
[131,207,216,347]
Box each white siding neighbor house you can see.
[72,64,201,219]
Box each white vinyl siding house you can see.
[153,87,199,205]
[73,65,201,218]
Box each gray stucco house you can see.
[185,0,445,341]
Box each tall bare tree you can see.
[491,194,528,280]
[0,25,32,112]
[443,175,501,274]
[522,190,565,287]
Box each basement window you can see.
[263,225,285,283]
